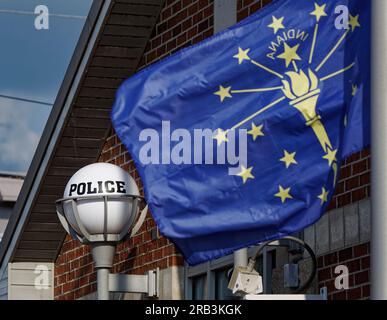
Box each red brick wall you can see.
[237,0,273,21]
[318,243,370,300]
[54,0,371,300]
[321,147,370,300]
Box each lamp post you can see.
[56,163,156,300]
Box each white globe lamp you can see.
[56,163,146,300]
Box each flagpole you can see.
[234,248,248,268]
[371,0,387,300]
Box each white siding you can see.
[8,262,54,300]
[0,265,8,300]
[0,175,24,202]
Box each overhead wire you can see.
[0,9,86,20]
[0,94,53,106]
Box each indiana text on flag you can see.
[111,0,370,265]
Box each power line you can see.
[0,9,86,20]
[0,94,53,106]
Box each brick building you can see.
[0,0,370,300]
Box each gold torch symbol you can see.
[282,69,338,183]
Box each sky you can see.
[0,0,93,174]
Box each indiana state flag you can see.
[111,0,370,265]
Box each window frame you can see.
[185,247,276,300]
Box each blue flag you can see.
[111,0,370,265]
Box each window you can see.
[215,267,238,300]
[185,248,275,300]
[191,274,207,300]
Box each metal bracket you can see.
[228,266,263,295]
[108,268,159,297]
[55,195,147,244]
[129,205,148,238]
[56,201,85,243]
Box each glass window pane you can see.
[192,274,207,300]
[215,267,241,300]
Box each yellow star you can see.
[280,150,298,169]
[237,166,255,184]
[310,3,327,22]
[349,14,360,32]
[323,148,338,166]
[248,123,264,141]
[318,187,329,204]
[352,84,358,96]
[277,43,302,68]
[233,47,251,65]
[214,85,232,102]
[275,185,293,204]
[213,129,229,146]
[268,16,285,34]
